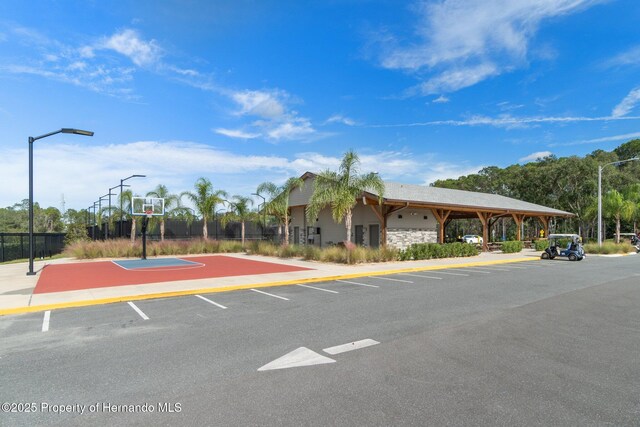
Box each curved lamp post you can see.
[28,128,93,276]
[252,192,266,240]
[598,156,639,246]
[119,175,146,237]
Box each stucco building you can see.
[288,172,573,250]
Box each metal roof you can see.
[366,181,573,216]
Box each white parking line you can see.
[42,310,51,332]
[127,301,149,320]
[297,284,339,294]
[323,339,380,355]
[368,276,413,283]
[195,294,228,309]
[250,288,290,301]
[455,268,492,273]
[336,280,379,288]
[428,271,469,276]
[465,266,510,272]
[398,273,443,280]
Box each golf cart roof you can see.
[619,233,638,236]
[548,234,580,239]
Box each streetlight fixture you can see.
[107,185,121,239]
[98,194,112,239]
[252,192,266,240]
[598,156,639,246]
[119,175,146,237]
[27,128,93,275]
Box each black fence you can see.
[0,233,66,263]
[88,219,281,242]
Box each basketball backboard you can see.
[131,197,165,217]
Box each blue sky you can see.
[1,0,640,211]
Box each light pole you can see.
[28,128,93,275]
[92,201,99,240]
[598,156,639,246]
[108,185,121,238]
[216,209,225,240]
[252,192,266,240]
[98,194,111,239]
[119,175,146,237]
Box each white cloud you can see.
[214,128,261,139]
[419,163,485,186]
[519,151,553,162]
[100,29,162,67]
[612,87,640,117]
[231,90,286,118]
[432,95,450,104]
[369,113,640,129]
[325,115,357,126]
[379,0,603,94]
[552,132,640,147]
[220,89,317,142]
[602,45,640,68]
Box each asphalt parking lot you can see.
[1,256,639,426]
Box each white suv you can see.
[462,234,483,244]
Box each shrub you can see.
[533,239,548,251]
[584,242,634,254]
[501,240,523,253]
[399,242,479,261]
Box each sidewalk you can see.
[0,250,543,316]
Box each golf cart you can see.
[541,234,585,261]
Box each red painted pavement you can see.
[35,255,312,294]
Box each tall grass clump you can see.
[584,242,633,254]
[399,242,478,261]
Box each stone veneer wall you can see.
[386,228,438,250]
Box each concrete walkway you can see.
[0,250,544,315]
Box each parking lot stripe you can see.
[250,288,290,301]
[336,280,379,288]
[42,310,51,332]
[398,273,444,280]
[465,266,509,272]
[127,301,149,320]
[323,339,380,355]
[195,294,228,309]
[296,284,339,294]
[429,271,469,276]
[368,276,413,283]
[455,268,492,273]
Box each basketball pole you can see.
[141,215,149,260]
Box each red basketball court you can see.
[35,255,312,294]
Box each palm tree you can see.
[146,184,179,241]
[223,195,255,246]
[117,189,138,242]
[183,178,227,239]
[257,177,304,245]
[602,189,635,243]
[306,149,384,245]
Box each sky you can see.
[1,0,640,211]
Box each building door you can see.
[355,225,364,245]
[294,226,299,244]
[369,224,380,248]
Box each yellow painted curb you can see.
[0,257,538,317]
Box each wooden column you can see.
[511,214,526,241]
[476,211,491,251]
[430,208,451,243]
[537,216,551,238]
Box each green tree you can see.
[306,149,385,245]
[602,189,635,243]
[146,184,180,241]
[223,195,255,246]
[257,177,304,245]
[183,178,227,239]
